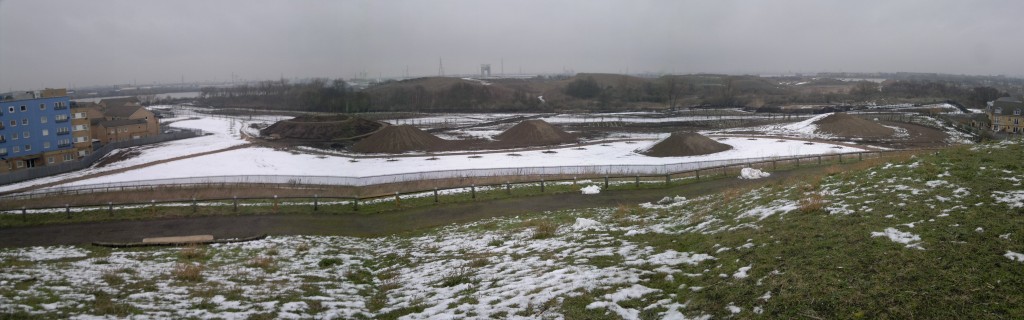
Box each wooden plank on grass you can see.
[142,234,214,244]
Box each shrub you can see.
[178,245,206,261]
[531,220,558,239]
[248,256,275,271]
[172,263,204,282]
[318,258,343,268]
[799,193,826,213]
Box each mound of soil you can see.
[261,115,381,140]
[813,113,894,139]
[351,125,446,153]
[639,132,732,157]
[495,120,577,146]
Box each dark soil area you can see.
[640,132,732,157]
[814,113,895,139]
[0,164,845,247]
[351,125,446,153]
[493,119,578,147]
[260,115,381,141]
[350,119,579,154]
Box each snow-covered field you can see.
[1,111,867,193]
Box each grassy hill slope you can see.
[2,142,1023,318]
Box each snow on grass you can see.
[0,246,89,261]
[737,200,799,221]
[1005,251,1024,263]
[739,167,771,179]
[992,191,1024,208]
[871,228,924,250]
[581,185,601,194]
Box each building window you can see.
[19,105,26,111]
[43,141,50,148]
[0,147,6,155]
[47,156,54,164]
[8,120,15,127]
[21,118,28,125]
[42,129,48,136]
[24,144,30,151]
[55,114,69,122]
[7,106,13,113]
[40,116,48,124]
[73,124,87,131]
[72,112,87,119]
[39,103,46,110]
[63,153,73,161]
[13,146,20,153]
[1016,109,1022,116]
[996,107,1002,114]
[22,131,29,138]
[16,160,24,168]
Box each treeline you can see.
[198,78,371,112]
[367,82,546,112]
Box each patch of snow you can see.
[1005,251,1024,263]
[871,227,924,250]
[571,218,602,231]
[581,185,601,195]
[733,265,752,279]
[739,168,771,179]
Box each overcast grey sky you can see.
[1,0,1022,90]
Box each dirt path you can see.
[0,144,252,196]
[0,164,837,248]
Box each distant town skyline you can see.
[2,0,1023,91]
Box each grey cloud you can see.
[1,0,1022,90]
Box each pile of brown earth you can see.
[639,132,732,157]
[350,125,446,153]
[261,115,382,140]
[813,113,894,139]
[494,119,578,147]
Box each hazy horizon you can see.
[2,0,1023,91]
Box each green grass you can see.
[3,143,1023,318]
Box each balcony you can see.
[57,130,70,136]
[0,151,6,157]
[54,105,68,110]
[55,118,69,123]
[57,143,71,148]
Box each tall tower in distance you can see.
[438,58,445,77]
[480,64,491,77]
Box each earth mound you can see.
[813,113,894,139]
[495,120,577,146]
[261,115,381,140]
[639,132,732,157]
[351,125,446,153]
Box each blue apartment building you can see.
[0,89,79,172]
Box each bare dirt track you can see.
[0,164,848,248]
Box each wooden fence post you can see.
[665,174,670,185]
[150,200,156,214]
[696,169,700,180]
[233,196,238,212]
[108,202,113,216]
[540,180,545,193]
[22,207,26,222]
[635,175,640,188]
[506,181,511,195]
[471,184,476,199]
[434,188,439,203]
[273,195,279,212]
[604,176,609,189]
[65,204,70,219]
[817,155,821,165]
[314,194,319,211]
[353,198,359,211]
[395,192,400,207]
